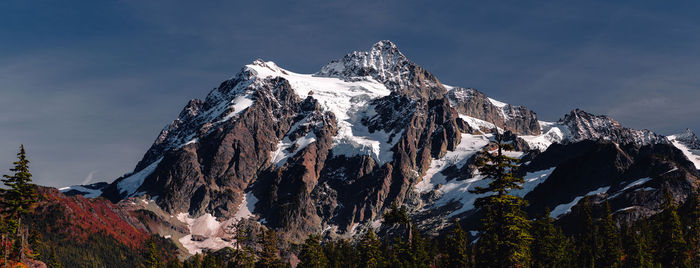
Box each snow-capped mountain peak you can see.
[317,40,410,84]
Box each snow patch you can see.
[221,94,255,122]
[519,121,571,151]
[176,191,260,255]
[58,185,103,198]
[415,134,490,193]
[509,167,556,197]
[668,134,700,170]
[458,114,498,133]
[488,98,508,108]
[117,158,162,197]
[234,192,258,220]
[270,131,317,167]
[177,213,232,255]
[550,186,610,218]
[621,177,651,192]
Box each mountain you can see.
[68,40,698,254]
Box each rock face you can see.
[95,40,699,248]
[317,40,446,100]
[559,109,667,145]
[672,129,700,149]
[447,87,541,135]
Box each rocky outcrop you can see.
[447,87,541,135]
[317,40,447,100]
[138,78,326,218]
[559,109,667,146]
[523,140,698,228]
[671,129,700,150]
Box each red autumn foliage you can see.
[32,187,149,249]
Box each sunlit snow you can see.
[117,158,162,197]
[550,186,610,218]
[519,121,570,152]
[668,135,700,170]
[177,191,259,255]
[246,61,397,164]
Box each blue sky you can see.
[1,0,699,187]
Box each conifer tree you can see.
[359,230,383,268]
[324,239,356,268]
[298,234,328,268]
[145,237,161,268]
[597,201,622,268]
[1,145,38,230]
[469,132,532,267]
[257,229,282,268]
[622,224,652,268]
[408,227,431,268]
[685,191,700,266]
[1,145,38,263]
[41,245,64,268]
[576,199,598,268]
[233,222,256,267]
[530,208,568,267]
[445,220,469,268]
[658,189,690,267]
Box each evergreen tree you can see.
[324,239,356,268]
[145,237,161,268]
[469,133,532,267]
[658,189,690,267]
[1,145,38,263]
[685,191,700,267]
[1,145,38,229]
[408,227,431,268]
[45,246,64,268]
[233,222,256,267]
[444,220,469,268]
[382,202,410,226]
[622,224,652,268]
[530,208,568,267]
[597,201,622,268]
[184,253,203,268]
[298,234,328,268]
[359,230,383,268]
[257,229,282,268]
[576,199,598,268]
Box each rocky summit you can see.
[62,40,700,255]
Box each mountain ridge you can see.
[57,40,700,255]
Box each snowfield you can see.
[177,191,259,255]
[668,134,700,170]
[246,60,398,164]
